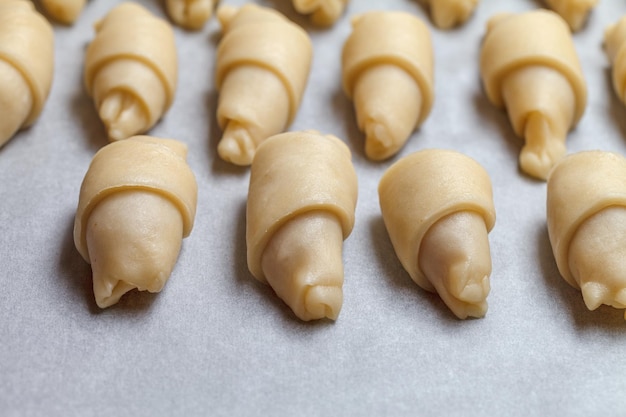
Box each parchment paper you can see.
[1,0,625,416]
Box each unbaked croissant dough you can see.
[342,11,434,160]
[215,4,312,166]
[0,0,54,148]
[247,131,358,321]
[424,0,479,29]
[544,0,598,32]
[378,149,496,319]
[166,0,216,30]
[292,0,348,26]
[604,16,626,105]
[84,3,177,142]
[40,0,86,24]
[547,151,626,319]
[480,10,587,180]
[74,136,197,308]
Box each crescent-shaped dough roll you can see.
[378,149,496,319]
[40,0,86,25]
[342,11,434,160]
[247,131,358,321]
[215,4,312,166]
[0,0,54,147]
[74,136,197,308]
[547,151,626,319]
[604,16,626,105]
[292,0,349,26]
[166,0,216,30]
[84,3,178,142]
[424,0,479,29]
[544,0,598,32]
[480,10,587,181]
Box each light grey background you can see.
[1,0,625,415]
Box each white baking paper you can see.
[1,0,625,416]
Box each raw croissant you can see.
[424,0,479,29]
[292,0,348,26]
[547,151,626,319]
[40,0,86,24]
[215,4,312,166]
[74,136,197,308]
[247,131,358,321]
[166,0,216,30]
[84,3,177,142]
[342,11,434,160]
[480,10,587,180]
[0,0,54,148]
[378,149,496,319]
[544,0,598,31]
[604,16,626,105]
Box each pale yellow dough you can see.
[424,0,479,29]
[0,0,54,148]
[292,0,348,26]
[547,151,626,319]
[247,131,358,321]
[342,11,434,160]
[215,4,312,166]
[40,0,86,24]
[604,17,626,105]
[166,0,216,30]
[84,3,177,142]
[480,10,587,180]
[74,136,197,308]
[544,0,598,31]
[378,149,496,319]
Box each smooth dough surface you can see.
[544,0,598,31]
[84,3,177,141]
[604,17,626,105]
[247,131,358,321]
[480,10,586,180]
[74,136,197,308]
[215,4,312,166]
[425,0,479,29]
[0,0,54,147]
[342,11,434,160]
[292,0,349,26]
[378,149,495,319]
[166,0,216,30]
[547,151,626,317]
[41,0,86,24]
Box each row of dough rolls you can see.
[247,139,498,321]
[5,2,620,171]
[36,0,215,29]
[37,0,350,28]
[424,0,599,31]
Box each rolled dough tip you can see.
[581,281,607,311]
[304,285,342,321]
[218,122,255,165]
[364,121,393,159]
